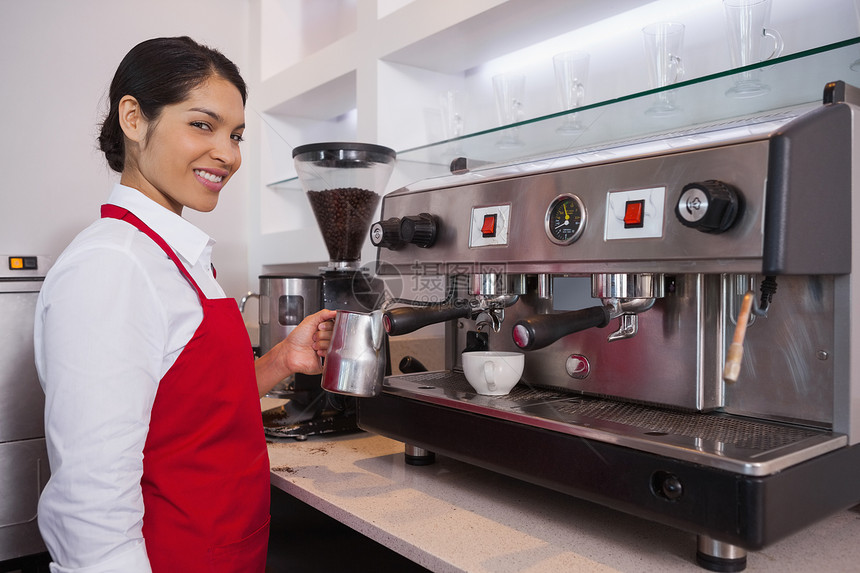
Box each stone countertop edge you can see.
[267,433,860,573]
[268,435,456,572]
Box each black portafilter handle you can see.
[512,306,611,351]
[383,305,472,336]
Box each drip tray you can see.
[381,371,846,476]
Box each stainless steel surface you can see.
[378,138,773,276]
[469,273,526,296]
[723,275,835,426]
[466,273,724,411]
[404,444,432,458]
[1,255,50,561]
[698,535,747,561]
[238,291,258,313]
[258,274,321,355]
[322,310,387,397]
[592,273,665,299]
[0,286,44,443]
[381,371,844,476]
[0,439,49,560]
[472,273,835,420]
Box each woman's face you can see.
[121,76,245,215]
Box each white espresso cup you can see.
[462,351,524,396]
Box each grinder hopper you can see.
[293,142,396,270]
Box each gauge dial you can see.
[545,194,586,245]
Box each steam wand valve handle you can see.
[512,306,611,351]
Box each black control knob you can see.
[370,217,404,249]
[400,214,439,248]
[675,180,741,234]
[651,471,684,501]
[370,213,439,250]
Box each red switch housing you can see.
[481,214,497,237]
[623,200,645,228]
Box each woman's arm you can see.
[36,244,166,572]
[254,308,337,397]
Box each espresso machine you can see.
[246,142,395,440]
[357,81,860,571]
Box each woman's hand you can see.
[255,309,337,397]
[281,308,337,374]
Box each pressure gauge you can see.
[545,193,586,245]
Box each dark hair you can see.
[98,36,247,173]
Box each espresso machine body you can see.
[358,85,860,570]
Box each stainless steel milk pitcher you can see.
[322,309,387,397]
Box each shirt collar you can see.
[106,183,215,267]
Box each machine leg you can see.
[696,535,747,572]
[404,443,436,466]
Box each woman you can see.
[34,36,336,572]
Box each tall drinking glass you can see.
[492,73,526,148]
[642,22,685,116]
[553,51,590,134]
[723,0,784,98]
[440,90,465,140]
[439,90,465,154]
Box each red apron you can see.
[101,205,270,572]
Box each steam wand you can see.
[723,292,753,385]
[723,277,777,384]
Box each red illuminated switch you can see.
[623,200,645,228]
[481,214,497,237]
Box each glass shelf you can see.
[269,37,860,191]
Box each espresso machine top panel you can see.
[375,100,853,277]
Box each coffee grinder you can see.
[253,142,396,440]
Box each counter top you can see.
[268,432,860,573]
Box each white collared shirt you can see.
[34,183,227,573]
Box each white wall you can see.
[0,0,251,301]
[3,0,860,307]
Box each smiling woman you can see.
[118,77,246,215]
[33,37,337,573]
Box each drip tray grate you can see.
[379,371,845,476]
[549,398,820,452]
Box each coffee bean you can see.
[307,187,380,261]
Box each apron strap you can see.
[101,204,206,303]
